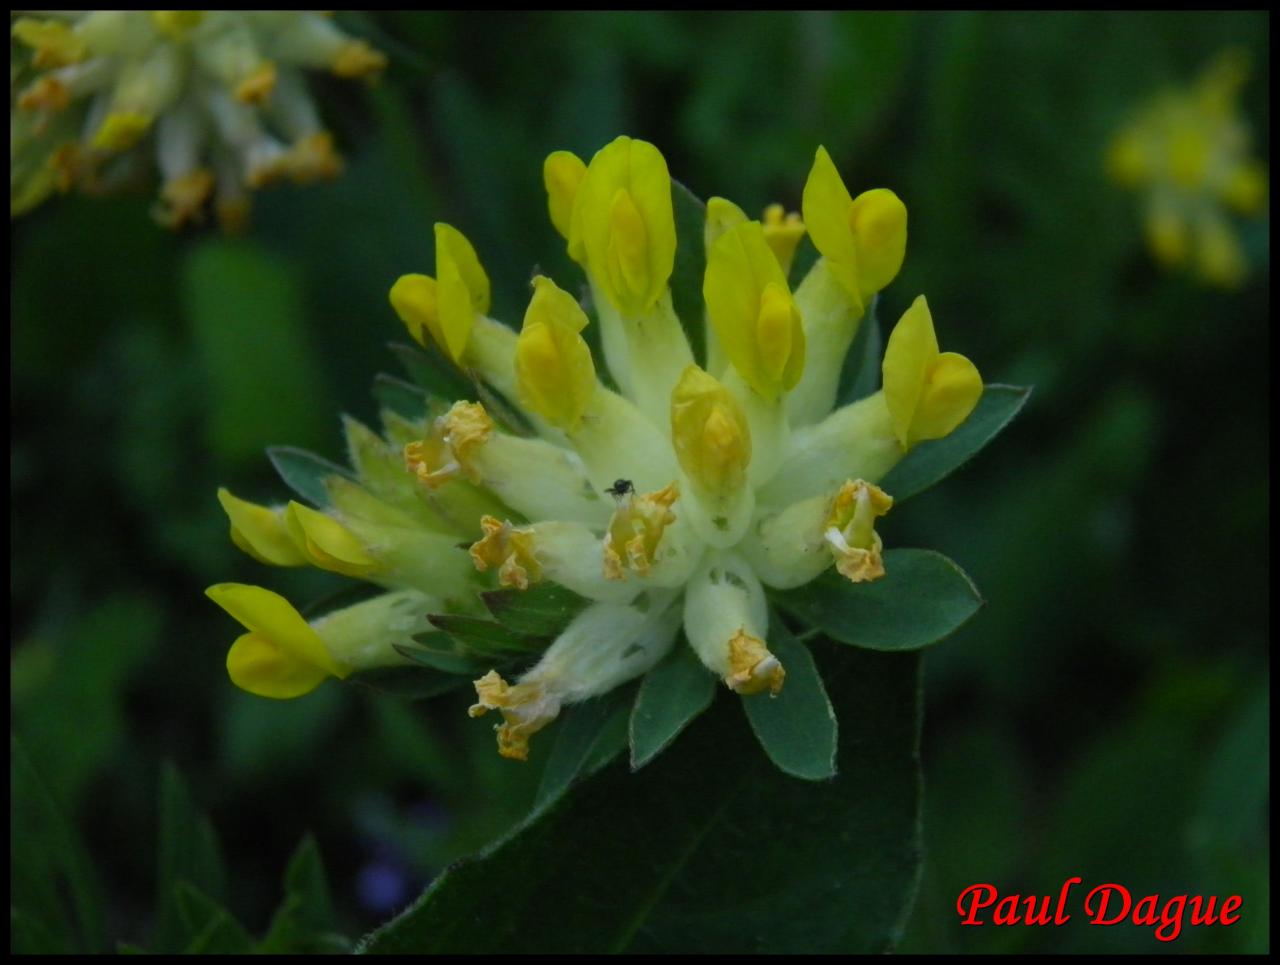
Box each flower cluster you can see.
[10,11,385,230]
[1106,50,1268,287]
[208,137,985,762]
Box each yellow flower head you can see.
[209,138,1001,770]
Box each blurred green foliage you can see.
[10,10,1268,953]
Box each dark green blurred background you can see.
[10,11,1269,954]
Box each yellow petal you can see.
[226,632,331,699]
[388,273,437,349]
[848,188,907,299]
[705,196,749,251]
[206,582,345,682]
[544,150,587,243]
[433,223,490,364]
[92,112,152,152]
[801,145,862,312]
[284,502,380,577]
[881,295,940,448]
[515,276,597,430]
[910,352,983,444]
[670,365,752,501]
[217,488,307,566]
[576,136,676,315]
[704,220,804,400]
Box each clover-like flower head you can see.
[208,137,991,765]
[11,11,385,229]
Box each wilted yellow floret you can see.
[154,168,216,229]
[670,366,752,502]
[471,516,543,589]
[882,296,983,450]
[603,482,679,580]
[824,479,893,583]
[726,630,785,696]
[218,488,307,567]
[235,60,278,105]
[469,670,562,761]
[575,136,677,316]
[208,583,349,699]
[515,276,597,430]
[704,220,806,401]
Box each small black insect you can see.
[605,478,635,499]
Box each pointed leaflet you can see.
[628,639,716,769]
[771,549,983,651]
[879,384,1031,502]
[741,614,838,781]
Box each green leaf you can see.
[480,582,590,637]
[533,690,632,812]
[390,341,474,402]
[879,384,1031,502]
[358,644,922,954]
[183,239,327,464]
[10,735,106,954]
[372,373,430,421]
[628,641,716,769]
[428,613,550,656]
[154,764,226,954]
[266,446,354,508]
[771,549,983,651]
[176,882,253,955]
[347,665,469,700]
[668,179,708,365]
[394,638,493,676]
[258,836,350,954]
[741,616,837,780]
[836,298,882,405]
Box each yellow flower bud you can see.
[802,146,907,306]
[670,366,752,502]
[217,487,307,566]
[515,276,597,431]
[705,196,749,252]
[284,501,380,577]
[575,136,676,316]
[92,111,152,152]
[761,203,806,277]
[703,221,805,401]
[207,583,350,699]
[389,224,490,364]
[881,296,983,450]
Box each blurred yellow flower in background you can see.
[10,11,385,230]
[1107,49,1268,288]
